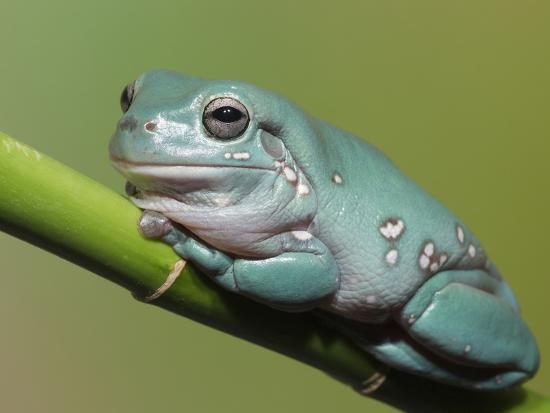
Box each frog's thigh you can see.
[400,269,539,385]
[233,243,339,312]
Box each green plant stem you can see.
[0,131,547,413]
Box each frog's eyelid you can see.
[258,121,283,138]
[133,76,143,94]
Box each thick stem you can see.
[0,131,546,412]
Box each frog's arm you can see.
[139,211,338,311]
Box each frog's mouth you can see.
[111,158,277,197]
[111,158,275,176]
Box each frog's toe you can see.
[138,210,173,239]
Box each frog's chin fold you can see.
[129,193,186,214]
[129,188,245,212]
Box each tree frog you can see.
[109,70,539,391]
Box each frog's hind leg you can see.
[327,318,527,391]
[321,268,539,390]
[395,269,539,389]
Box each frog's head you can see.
[110,70,320,247]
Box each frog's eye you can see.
[202,97,250,139]
[120,81,136,113]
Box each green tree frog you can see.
[109,70,539,391]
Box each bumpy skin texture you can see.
[110,70,539,390]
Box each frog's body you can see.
[110,70,539,391]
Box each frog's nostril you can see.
[119,116,138,132]
[144,121,157,132]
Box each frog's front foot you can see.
[139,210,174,239]
[136,210,187,302]
[137,209,238,294]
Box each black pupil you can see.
[213,106,242,123]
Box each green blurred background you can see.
[0,1,548,411]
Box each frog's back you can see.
[308,122,507,322]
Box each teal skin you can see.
[109,70,539,390]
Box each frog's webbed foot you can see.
[137,209,236,299]
[138,210,238,293]
[135,210,187,302]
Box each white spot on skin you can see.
[495,375,502,385]
[297,183,310,195]
[232,152,250,160]
[332,174,343,184]
[33,150,42,160]
[424,242,434,257]
[385,249,399,265]
[366,295,378,304]
[419,254,430,269]
[419,241,448,273]
[468,244,476,258]
[292,230,313,241]
[224,152,231,159]
[379,219,405,240]
[456,225,465,244]
[408,314,417,324]
[464,344,472,353]
[284,166,297,182]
